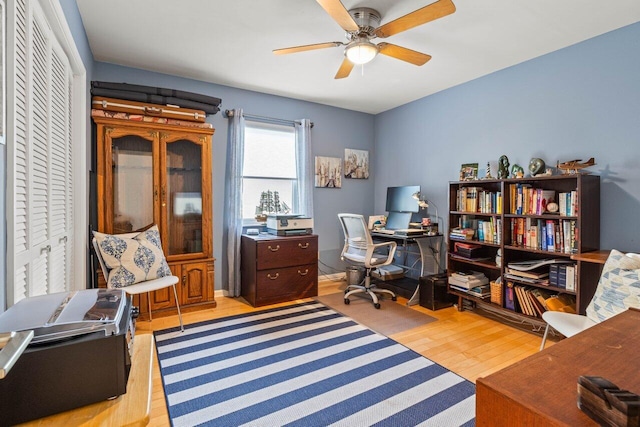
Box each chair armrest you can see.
[365,241,397,268]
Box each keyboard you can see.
[373,229,396,235]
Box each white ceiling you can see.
[76,0,640,115]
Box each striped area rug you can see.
[154,301,476,427]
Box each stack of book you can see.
[505,258,572,286]
[448,270,489,293]
[449,227,475,241]
[453,242,489,261]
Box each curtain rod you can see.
[224,109,313,128]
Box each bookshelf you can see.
[447,174,600,326]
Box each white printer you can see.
[267,214,313,236]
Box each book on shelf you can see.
[566,264,576,291]
[451,253,492,262]
[505,267,549,280]
[545,293,576,313]
[504,273,550,286]
[467,284,491,298]
[448,274,489,290]
[507,258,573,271]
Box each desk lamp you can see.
[412,191,439,235]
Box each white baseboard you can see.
[319,272,346,282]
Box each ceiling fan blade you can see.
[273,41,343,55]
[334,58,355,79]
[316,0,359,32]
[374,0,456,38]
[378,43,432,66]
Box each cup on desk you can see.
[424,223,438,236]
[421,218,431,226]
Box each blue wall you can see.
[57,0,640,294]
[91,64,375,286]
[375,22,640,253]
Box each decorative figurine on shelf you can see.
[497,155,510,179]
[556,157,596,174]
[484,162,494,179]
[511,164,524,178]
[529,158,546,176]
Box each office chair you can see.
[540,250,640,350]
[92,228,184,332]
[338,213,398,309]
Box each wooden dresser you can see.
[476,308,640,426]
[241,233,318,307]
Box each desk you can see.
[23,334,154,426]
[371,232,443,305]
[476,308,640,426]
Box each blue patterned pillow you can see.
[585,250,640,323]
[93,225,172,288]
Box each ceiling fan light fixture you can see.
[345,38,378,65]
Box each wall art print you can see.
[344,148,369,179]
[315,156,342,188]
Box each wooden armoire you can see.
[92,110,216,319]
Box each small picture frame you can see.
[460,163,479,181]
[315,156,342,188]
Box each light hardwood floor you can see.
[136,279,555,426]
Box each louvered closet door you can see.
[9,0,74,301]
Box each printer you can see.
[267,214,313,236]
[0,289,134,425]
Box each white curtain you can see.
[223,112,313,296]
[294,119,314,217]
[224,109,245,296]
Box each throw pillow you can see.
[585,249,640,323]
[93,225,172,288]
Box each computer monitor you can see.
[385,211,412,230]
[385,185,420,213]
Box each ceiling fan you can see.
[273,0,456,79]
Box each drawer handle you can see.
[268,245,280,252]
[298,243,310,249]
[267,273,280,280]
[298,269,309,276]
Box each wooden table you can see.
[571,249,610,265]
[23,334,154,426]
[476,308,640,426]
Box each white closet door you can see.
[8,0,74,301]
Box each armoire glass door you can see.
[110,132,156,234]
[164,134,204,256]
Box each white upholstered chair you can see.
[540,250,640,350]
[338,213,398,309]
[92,230,184,332]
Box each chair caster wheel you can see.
[344,298,350,305]
[391,296,397,301]
[374,303,381,309]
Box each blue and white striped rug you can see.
[154,301,476,427]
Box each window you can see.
[242,121,297,220]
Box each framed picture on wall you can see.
[315,156,342,188]
[344,148,369,179]
[460,163,479,181]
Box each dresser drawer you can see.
[254,263,318,306]
[256,236,318,270]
